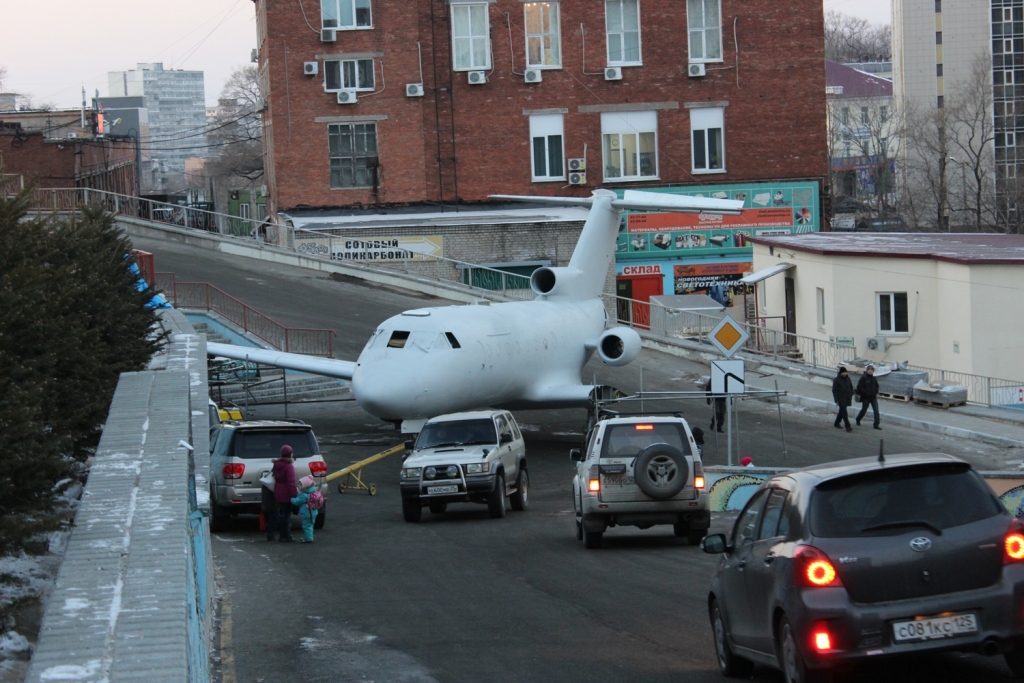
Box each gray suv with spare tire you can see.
[571,415,709,549]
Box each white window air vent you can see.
[406,83,425,97]
[568,171,587,186]
[524,69,543,83]
[568,158,585,172]
[336,90,358,105]
[321,28,336,43]
[866,336,888,352]
[604,66,623,81]
[468,70,488,85]
[688,63,706,78]
[303,61,319,76]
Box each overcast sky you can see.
[0,0,891,110]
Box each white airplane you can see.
[207,189,742,431]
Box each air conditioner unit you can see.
[255,97,266,112]
[66,132,78,139]
[524,68,542,83]
[321,28,336,43]
[866,336,888,352]
[569,171,587,186]
[568,158,586,172]
[688,63,706,78]
[303,61,318,76]
[251,48,259,63]
[467,70,488,85]
[406,83,425,97]
[604,66,623,81]
[336,90,358,104]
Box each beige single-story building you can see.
[745,233,1024,383]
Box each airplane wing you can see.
[490,191,743,215]
[207,342,357,380]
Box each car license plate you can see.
[892,613,978,642]
[603,475,635,486]
[427,485,458,495]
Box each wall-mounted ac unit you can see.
[251,49,259,63]
[569,171,587,185]
[524,68,542,83]
[568,158,586,172]
[303,61,319,76]
[604,66,623,81]
[255,98,267,112]
[321,28,336,43]
[336,90,358,104]
[406,83,425,97]
[866,336,888,352]
[66,132,78,139]
[468,71,488,85]
[688,63,706,78]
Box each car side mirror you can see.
[701,533,729,554]
[569,448,583,462]
[500,433,513,444]
[404,439,414,450]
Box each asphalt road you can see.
[132,236,1024,682]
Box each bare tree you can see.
[205,65,263,187]
[0,65,7,92]
[827,96,902,213]
[825,11,891,63]
[944,54,997,230]
[897,101,949,230]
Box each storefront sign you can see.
[621,264,663,276]
[673,262,753,307]
[295,235,443,262]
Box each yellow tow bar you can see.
[324,443,407,496]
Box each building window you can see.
[861,107,869,124]
[935,0,941,12]
[841,107,849,125]
[687,0,722,62]
[601,111,657,180]
[937,95,944,109]
[525,2,561,68]
[321,0,371,29]
[936,63,943,77]
[936,31,942,45]
[816,288,826,330]
[605,0,641,65]
[324,59,375,91]
[877,292,909,334]
[328,122,378,188]
[452,3,491,70]
[690,106,725,173]
[529,114,565,181]
[880,105,889,121]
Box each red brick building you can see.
[255,0,828,215]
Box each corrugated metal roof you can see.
[748,233,1024,265]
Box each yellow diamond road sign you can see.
[708,314,750,359]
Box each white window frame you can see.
[451,2,492,71]
[323,59,375,91]
[525,2,561,68]
[686,0,722,63]
[529,114,565,181]
[690,106,725,174]
[605,0,642,66]
[601,111,658,182]
[816,287,826,330]
[877,291,910,335]
[321,0,372,30]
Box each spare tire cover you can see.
[634,443,688,500]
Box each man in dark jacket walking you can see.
[832,367,854,432]
[704,378,726,433]
[856,364,882,429]
[271,445,298,542]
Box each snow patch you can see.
[62,598,90,612]
[300,637,324,650]
[0,630,31,656]
[39,659,101,681]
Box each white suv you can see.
[400,410,528,522]
[571,415,709,549]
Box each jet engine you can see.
[529,266,585,298]
[597,327,642,366]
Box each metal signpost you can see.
[707,315,750,466]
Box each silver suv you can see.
[400,410,528,522]
[209,419,328,531]
[571,415,709,549]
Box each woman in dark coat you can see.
[832,367,854,432]
[271,445,298,542]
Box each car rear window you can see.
[811,464,1003,538]
[233,431,316,460]
[601,423,692,458]
[416,419,497,449]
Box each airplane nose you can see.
[352,363,431,420]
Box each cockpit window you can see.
[445,332,461,349]
[387,331,410,348]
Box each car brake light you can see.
[793,545,843,588]
[589,479,600,492]
[813,625,833,652]
[1005,519,1024,564]
[693,461,705,490]
[634,424,654,430]
[309,461,328,476]
[222,463,245,480]
[694,476,705,489]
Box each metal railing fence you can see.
[906,365,1024,408]
[156,273,335,357]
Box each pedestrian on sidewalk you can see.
[291,475,322,543]
[272,445,298,542]
[832,367,854,432]
[855,364,882,430]
[704,378,726,433]
[691,427,705,457]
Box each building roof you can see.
[825,61,893,98]
[747,233,1024,265]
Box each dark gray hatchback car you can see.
[702,454,1024,683]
